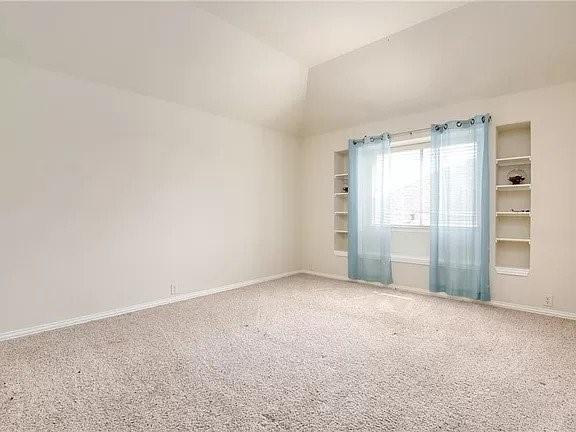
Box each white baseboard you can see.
[0,270,301,342]
[302,270,351,282]
[4,269,573,343]
[300,270,576,321]
[489,301,576,320]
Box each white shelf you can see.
[495,266,530,277]
[496,156,531,166]
[496,238,530,244]
[334,173,348,178]
[334,250,348,257]
[334,192,349,196]
[334,211,348,215]
[334,230,348,234]
[496,184,531,191]
[496,211,531,217]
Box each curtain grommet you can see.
[470,118,475,124]
[456,121,462,127]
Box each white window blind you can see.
[372,145,431,227]
[435,142,477,228]
[370,139,478,228]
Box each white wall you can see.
[301,82,576,313]
[0,58,300,334]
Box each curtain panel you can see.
[348,134,393,284]
[429,114,491,300]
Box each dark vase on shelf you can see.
[508,175,525,185]
[507,168,527,185]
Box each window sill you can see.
[333,251,429,266]
[392,225,429,233]
[392,255,429,265]
[367,225,430,232]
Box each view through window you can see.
[372,145,430,227]
[371,140,477,228]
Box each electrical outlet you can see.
[544,295,554,308]
[170,283,176,295]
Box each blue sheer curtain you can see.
[348,134,393,284]
[430,114,491,300]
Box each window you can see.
[371,139,480,228]
[390,146,431,226]
[372,143,431,227]
[436,141,477,228]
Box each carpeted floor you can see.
[1,274,575,431]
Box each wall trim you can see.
[0,270,301,342]
[301,270,576,321]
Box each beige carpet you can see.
[1,274,575,431]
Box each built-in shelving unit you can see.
[334,149,349,255]
[495,122,531,276]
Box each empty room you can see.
[1,1,576,431]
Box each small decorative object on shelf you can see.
[343,186,349,192]
[507,168,527,185]
[510,208,530,213]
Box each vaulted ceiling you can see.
[303,1,576,135]
[0,2,308,134]
[1,2,576,137]
[195,1,462,67]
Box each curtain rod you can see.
[351,126,430,144]
[391,127,430,137]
